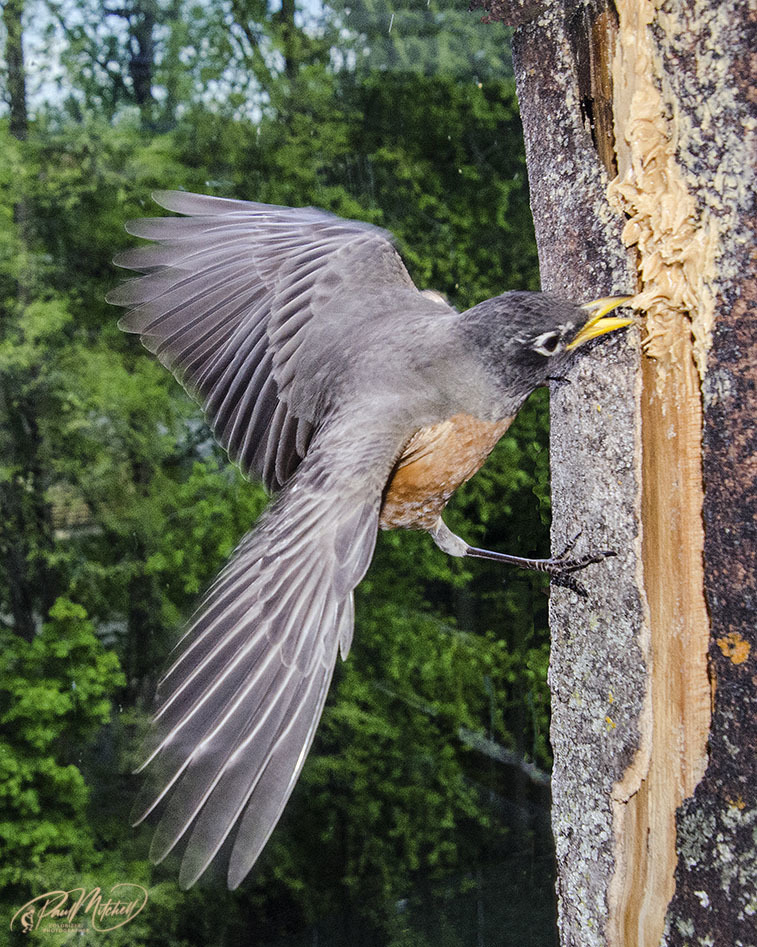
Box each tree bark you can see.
[474,0,757,943]
[124,0,158,127]
[2,0,28,140]
[278,0,298,81]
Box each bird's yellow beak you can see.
[566,296,635,350]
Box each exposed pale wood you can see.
[609,334,711,947]
[604,0,715,938]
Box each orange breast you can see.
[379,413,514,531]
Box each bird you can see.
[107,190,633,890]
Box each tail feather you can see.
[180,658,334,889]
[132,437,385,887]
[226,659,336,889]
[149,657,302,866]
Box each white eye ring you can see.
[532,330,563,356]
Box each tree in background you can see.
[0,1,557,943]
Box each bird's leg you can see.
[430,520,615,598]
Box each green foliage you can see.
[0,599,124,892]
[0,0,555,942]
[331,0,513,80]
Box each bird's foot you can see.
[540,532,616,597]
[464,530,616,598]
[431,518,616,598]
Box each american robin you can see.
[108,191,633,889]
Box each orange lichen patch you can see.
[716,632,751,665]
[606,716,617,731]
[728,796,746,811]
[379,413,513,531]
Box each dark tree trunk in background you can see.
[278,0,298,80]
[124,0,158,127]
[2,0,28,139]
[128,2,156,113]
[1,0,59,642]
[474,0,756,944]
[0,405,59,643]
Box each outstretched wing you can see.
[131,425,396,889]
[107,190,419,492]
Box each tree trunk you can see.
[279,0,298,80]
[126,0,157,127]
[474,0,756,943]
[1,0,60,641]
[2,0,28,140]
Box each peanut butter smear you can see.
[608,0,717,385]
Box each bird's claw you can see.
[550,572,589,598]
[550,548,617,575]
[547,533,617,596]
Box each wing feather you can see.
[180,661,331,889]
[109,190,420,491]
[132,426,395,888]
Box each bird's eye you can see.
[532,331,563,356]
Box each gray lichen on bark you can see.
[508,4,644,944]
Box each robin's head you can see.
[460,291,634,413]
